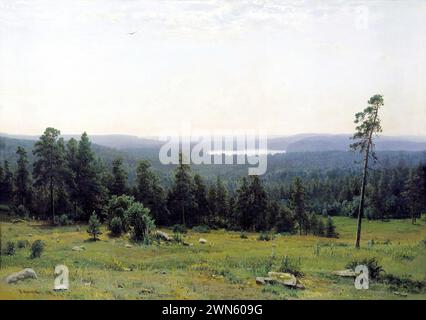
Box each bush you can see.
[126,202,155,242]
[109,216,123,236]
[346,257,384,280]
[257,233,271,241]
[192,225,210,233]
[6,241,16,256]
[87,212,102,241]
[381,274,426,293]
[173,232,183,243]
[240,232,248,239]
[326,216,339,238]
[104,195,135,232]
[172,224,187,234]
[30,240,44,258]
[278,255,304,277]
[15,205,29,218]
[17,239,29,249]
[59,214,72,226]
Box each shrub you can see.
[346,257,384,280]
[278,255,304,277]
[109,216,123,236]
[104,195,135,232]
[17,239,29,249]
[6,241,16,256]
[173,232,183,243]
[240,232,248,239]
[257,232,271,241]
[381,274,426,293]
[326,216,339,238]
[30,240,44,258]
[59,214,72,226]
[87,212,102,241]
[172,224,187,234]
[192,225,210,233]
[15,205,29,218]
[126,202,155,242]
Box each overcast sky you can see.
[0,0,425,137]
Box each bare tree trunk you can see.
[50,176,55,221]
[355,148,369,248]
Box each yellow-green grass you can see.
[1,216,425,300]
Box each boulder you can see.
[72,245,85,251]
[199,238,207,244]
[5,268,37,284]
[155,231,172,242]
[256,277,267,285]
[124,244,133,248]
[267,272,297,286]
[332,269,357,277]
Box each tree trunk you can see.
[50,176,55,221]
[355,149,369,248]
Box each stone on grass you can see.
[155,231,172,242]
[5,268,37,284]
[199,238,207,244]
[125,244,133,248]
[72,245,85,251]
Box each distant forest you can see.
[0,129,425,237]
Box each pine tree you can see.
[109,157,127,196]
[402,170,423,224]
[33,127,66,220]
[0,160,13,203]
[167,153,196,226]
[14,147,32,208]
[215,176,229,227]
[291,177,306,235]
[87,212,102,241]
[350,94,384,248]
[134,160,168,225]
[326,216,338,238]
[193,174,208,225]
[248,176,269,231]
[235,177,250,230]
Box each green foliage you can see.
[109,157,128,196]
[105,195,135,232]
[109,216,123,236]
[13,204,29,218]
[326,216,338,238]
[17,239,30,249]
[257,232,271,241]
[126,202,155,242]
[346,257,384,280]
[192,225,210,233]
[172,224,187,234]
[380,274,426,293]
[30,239,44,258]
[240,232,248,239]
[278,255,304,277]
[291,177,307,235]
[14,146,32,208]
[87,212,102,241]
[6,241,16,256]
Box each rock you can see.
[332,269,357,277]
[256,277,267,285]
[199,238,207,244]
[183,242,193,246]
[393,291,408,297]
[139,288,154,294]
[5,268,37,284]
[72,245,85,251]
[27,233,33,237]
[155,230,172,242]
[267,272,297,286]
[124,244,133,248]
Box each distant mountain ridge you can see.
[1,133,426,152]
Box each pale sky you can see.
[0,0,425,136]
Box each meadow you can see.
[1,216,426,300]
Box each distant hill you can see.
[2,133,425,153]
[267,134,426,152]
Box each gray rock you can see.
[155,230,172,242]
[6,268,37,284]
[267,272,297,286]
[199,238,207,244]
[72,245,85,251]
[125,244,133,248]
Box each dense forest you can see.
[0,128,425,240]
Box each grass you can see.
[0,216,425,300]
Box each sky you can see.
[0,0,425,137]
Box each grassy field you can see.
[1,216,426,300]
